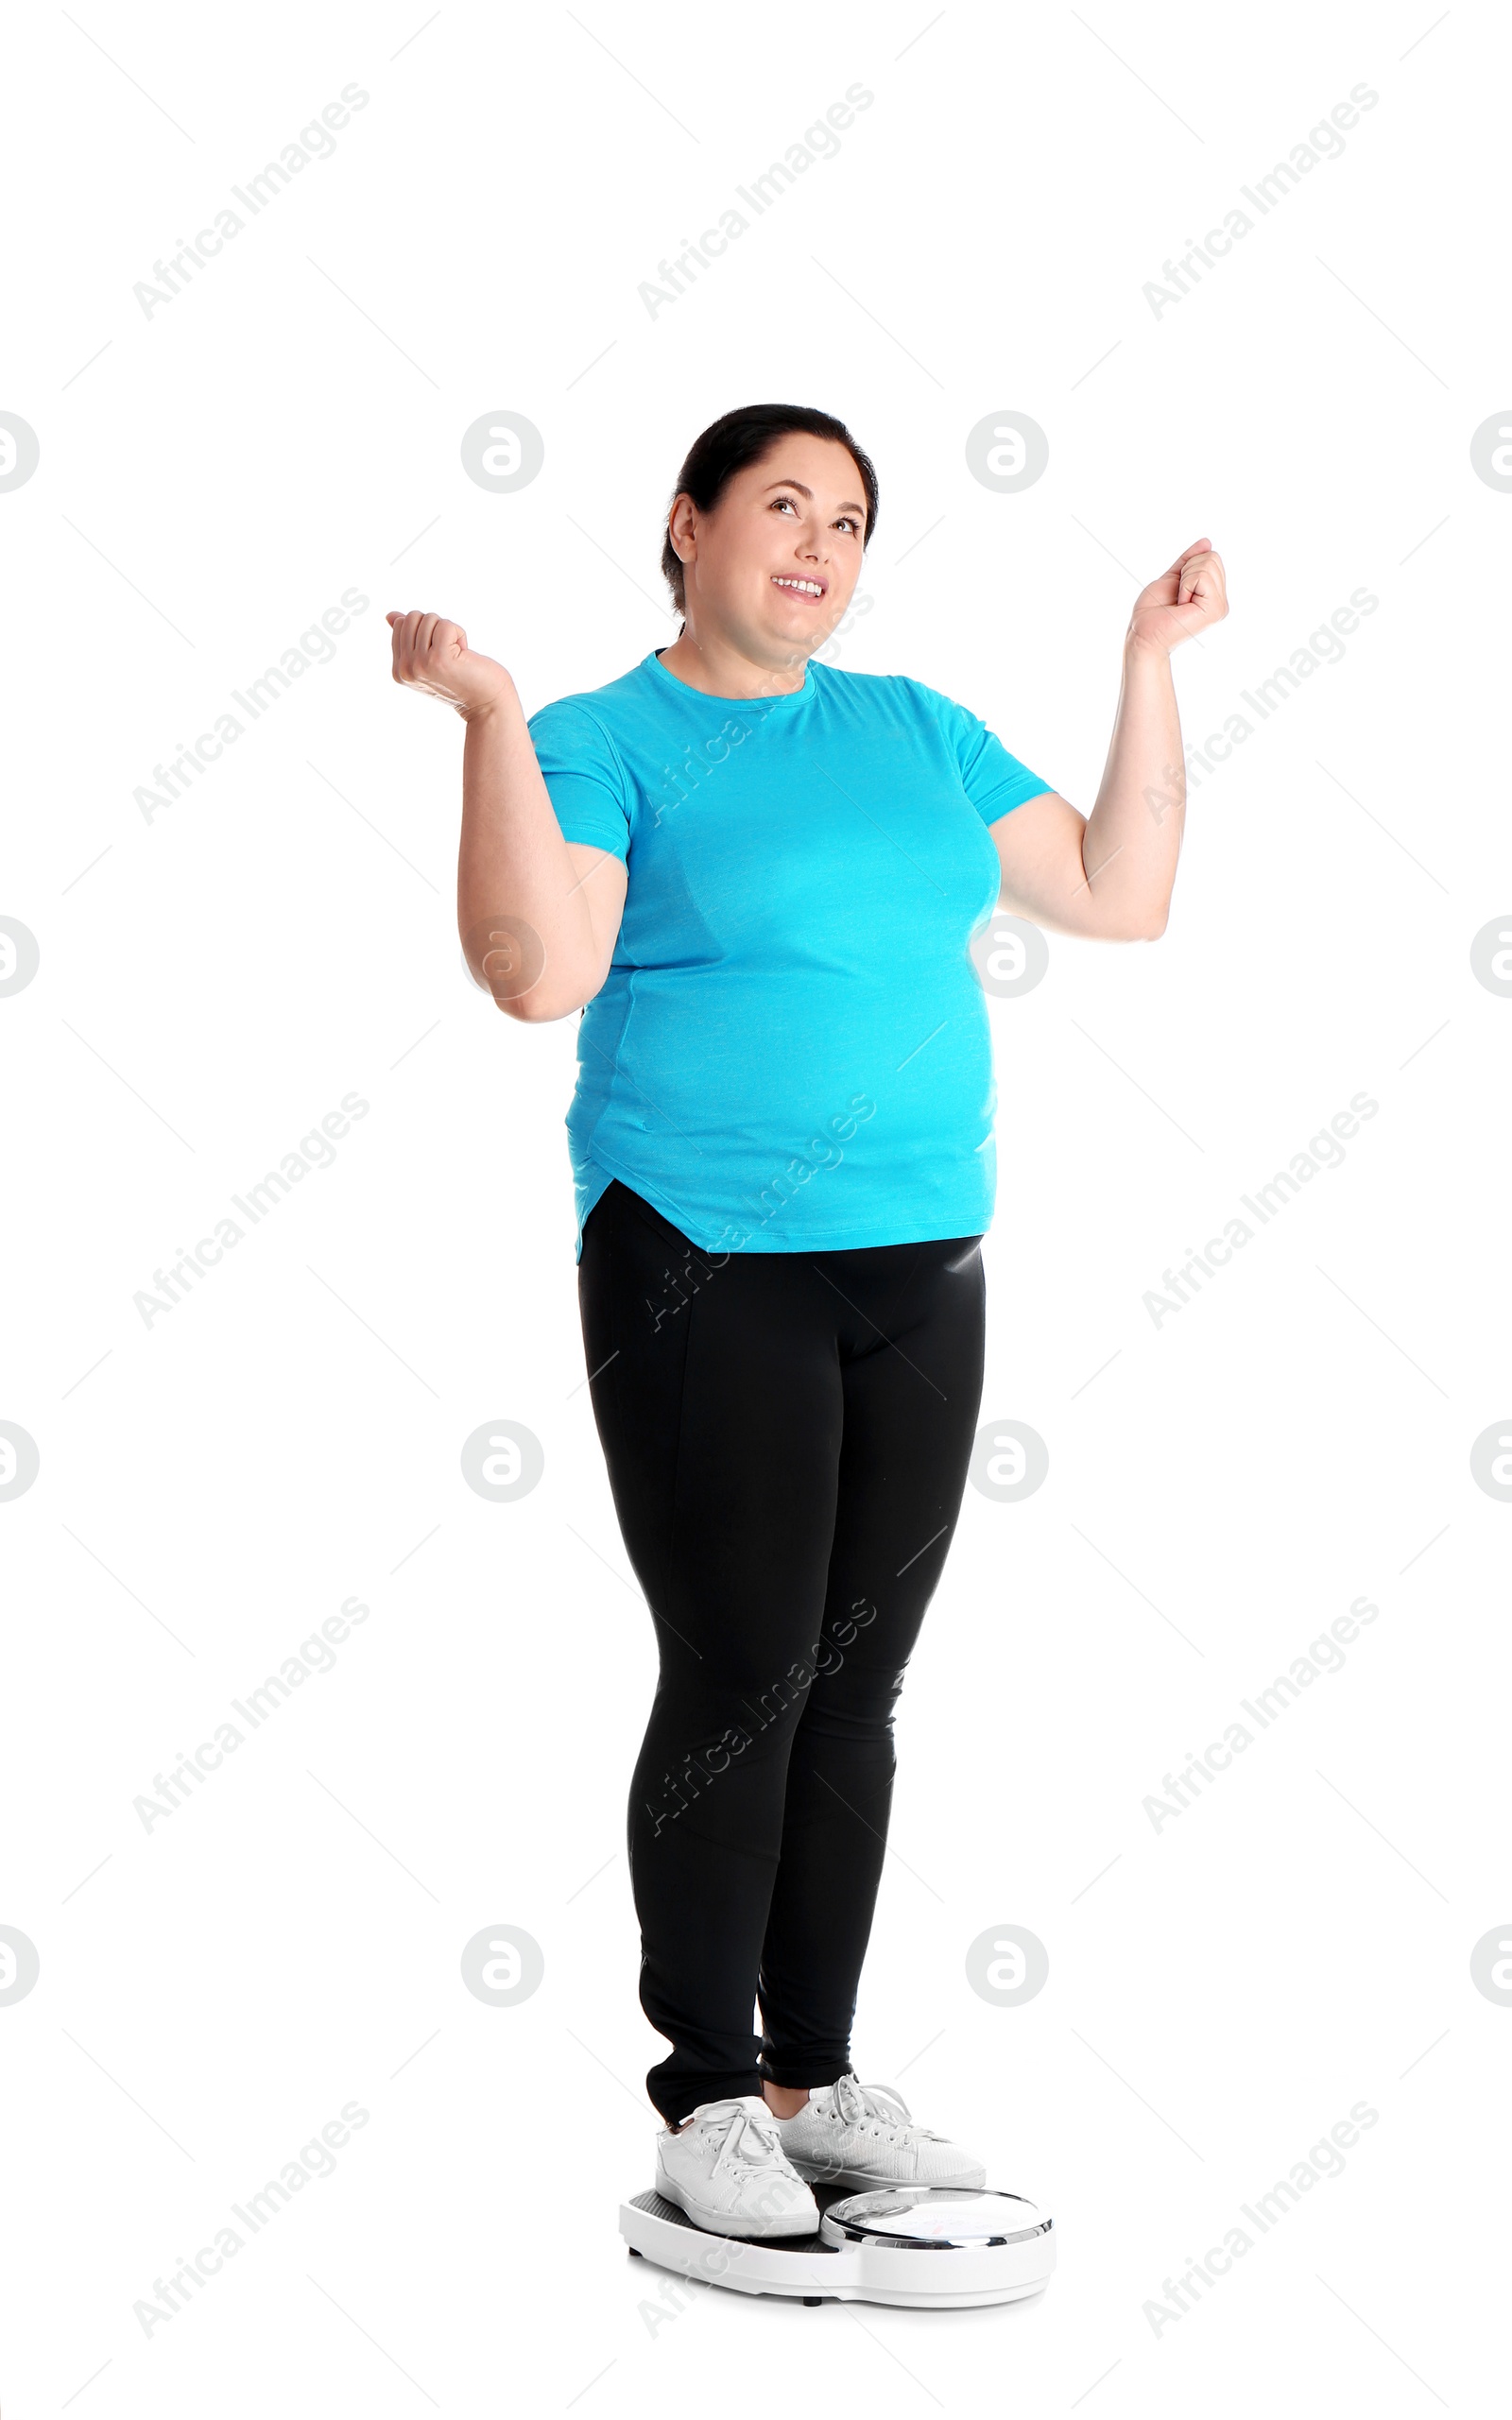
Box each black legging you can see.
[577,1177,987,2127]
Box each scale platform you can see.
[620,2178,1056,2308]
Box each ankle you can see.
[761,2082,811,2120]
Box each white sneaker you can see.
[654,2097,821,2239]
[769,2070,987,2189]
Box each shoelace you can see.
[688,2098,792,2181]
[824,2071,952,2142]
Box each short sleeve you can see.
[525,697,634,863]
[929,688,1055,829]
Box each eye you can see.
[769,493,862,536]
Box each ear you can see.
[667,492,697,561]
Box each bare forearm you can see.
[1081,637,1184,938]
[457,683,598,1016]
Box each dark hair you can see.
[660,403,879,615]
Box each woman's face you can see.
[670,433,868,666]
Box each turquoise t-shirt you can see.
[527,647,1053,1260]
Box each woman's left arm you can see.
[989,538,1228,941]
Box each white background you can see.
[3,0,1508,2411]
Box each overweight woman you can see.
[387,402,1227,2240]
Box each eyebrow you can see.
[761,478,868,519]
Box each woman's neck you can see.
[657,625,809,700]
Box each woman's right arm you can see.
[387,609,627,1021]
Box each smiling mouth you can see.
[771,575,827,601]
